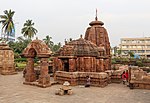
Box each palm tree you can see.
[0,9,15,41]
[43,35,54,48]
[21,20,38,39]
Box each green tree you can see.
[21,20,38,39]
[0,9,15,41]
[43,35,54,49]
[128,51,134,58]
[117,49,122,57]
[52,42,61,52]
[8,36,31,54]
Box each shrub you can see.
[135,60,143,67]
[15,58,27,62]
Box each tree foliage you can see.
[21,20,38,39]
[43,35,61,52]
[8,36,31,54]
[0,9,15,41]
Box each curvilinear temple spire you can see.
[84,9,111,70]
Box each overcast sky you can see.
[0,0,150,47]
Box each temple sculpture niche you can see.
[22,38,52,87]
[0,42,16,75]
[53,13,111,87]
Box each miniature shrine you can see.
[0,42,16,75]
[55,81,73,96]
[22,38,52,87]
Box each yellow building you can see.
[120,37,150,58]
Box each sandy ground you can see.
[0,72,150,103]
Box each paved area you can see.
[0,72,150,103]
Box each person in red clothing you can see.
[125,70,129,82]
[122,71,126,85]
[122,70,129,85]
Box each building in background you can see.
[111,46,121,58]
[120,37,150,58]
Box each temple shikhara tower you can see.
[53,11,111,87]
[84,10,111,70]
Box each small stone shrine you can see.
[53,12,111,87]
[22,38,52,87]
[55,81,73,96]
[0,42,16,75]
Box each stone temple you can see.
[53,13,111,87]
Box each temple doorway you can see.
[63,59,69,72]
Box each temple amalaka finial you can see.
[95,8,98,21]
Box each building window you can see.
[132,46,136,48]
[137,46,142,48]
[122,40,126,43]
[138,50,145,53]
[145,40,150,43]
[146,45,150,48]
[132,40,136,43]
[146,50,150,53]
[130,50,136,53]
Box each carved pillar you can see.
[38,58,50,86]
[25,58,36,82]
[108,57,111,70]
[80,57,85,72]
[58,59,63,71]
[100,59,104,72]
[92,57,96,72]
[104,59,109,70]
[69,59,76,72]
[84,57,91,72]
[96,59,100,72]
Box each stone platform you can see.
[55,71,109,87]
[0,72,150,103]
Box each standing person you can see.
[85,76,91,87]
[122,71,126,85]
[125,70,129,82]
[125,70,129,86]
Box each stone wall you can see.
[129,66,150,89]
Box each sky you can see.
[0,0,150,47]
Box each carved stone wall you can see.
[55,71,109,87]
[0,43,16,75]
